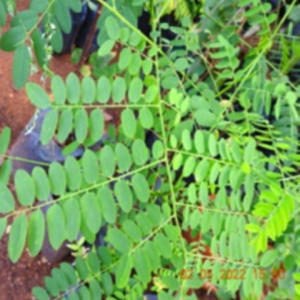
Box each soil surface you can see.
[0,1,76,300]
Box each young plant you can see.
[0,0,300,299]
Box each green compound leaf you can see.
[51,0,71,34]
[195,109,217,127]
[114,180,133,213]
[8,214,27,263]
[41,109,58,145]
[49,162,66,196]
[231,139,243,163]
[115,143,132,172]
[32,28,47,69]
[244,137,256,163]
[129,31,141,46]
[194,130,206,154]
[78,285,90,299]
[172,153,183,171]
[0,182,15,213]
[106,228,131,254]
[81,76,96,104]
[181,129,192,151]
[99,145,116,177]
[128,53,141,75]
[98,186,116,224]
[132,139,150,166]
[89,279,102,299]
[32,287,50,300]
[128,77,143,103]
[142,58,153,75]
[209,162,221,184]
[121,108,136,138]
[98,39,115,57]
[86,251,100,274]
[132,173,150,203]
[118,47,132,71]
[115,255,132,289]
[76,260,94,286]
[161,75,179,89]
[195,159,210,181]
[0,26,26,51]
[153,140,164,159]
[56,109,73,143]
[0,127,11,155]
[183,156,196,178]
[102,272,113,296]
[51,75,66,105]
[145,85,158,103]
[75,256,89,280]
[82,149,99,184]
[50,19,63,53]
[60,262,77,285]
[154,232,172,259]
[64,156,82,191]
[11,9,38,29]
[51,268,69,291]
[89,108,104,142]
[27,209,45,257]
[147,204,163,227]
[80,192,102,234]
[133,248,151,285]
[260,249,278,268]
[13,43,30,89]
[46,204,65,250]
[105,16,120,41]
[122,219,142,243]
[26,82,51,109]
[135,212,152,235]
[144,241,160,272]
[208,133,218,157]
[112,77,126,103]
[97,76,111,103]
[168,135,178,151]
[120,27,130,43]
[139,107,154,129]
[44,276,59,296]
[62,197,81,241]
[175,57,190,71]
[66,72,80,104]
[74,108,88,143]
[14,169,35,206]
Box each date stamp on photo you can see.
[180,268,286,280]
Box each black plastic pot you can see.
[54,2,88,55]
[137,9,152,38]
[74,1,100,55]
[51,0,100,56]
[137,9,184,54]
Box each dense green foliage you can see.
[1,0,300,299]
